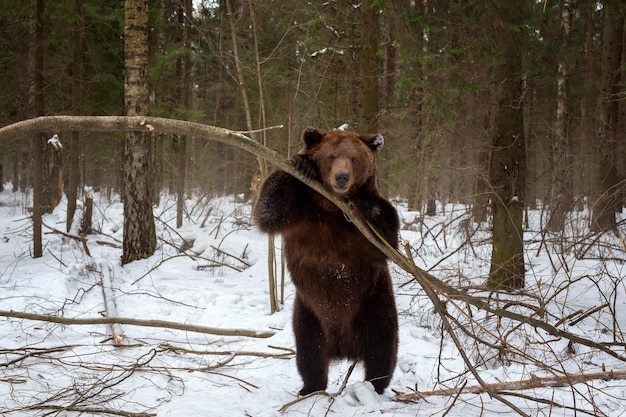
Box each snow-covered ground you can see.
[1,185,625,416]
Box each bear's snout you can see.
[334,172,350,189]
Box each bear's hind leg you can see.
[293,296,329,395]
[361,284,398,394]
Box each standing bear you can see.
[254,127,400,395]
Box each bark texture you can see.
[591,0,623,232]
[487,1,527,289]
[122,0,156,265]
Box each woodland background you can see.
[0,0,625,279]
[1,2,626,415]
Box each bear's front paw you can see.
[292,154,319,183]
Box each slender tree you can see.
[591,0,623,232]
[487,1,528,289]
[29,0,45,258]
[66,0,84,232]
[121,0,156,265]
[547,0,573,232]
[175,0,192,229]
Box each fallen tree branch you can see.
[0,310,274,339]
[98,262,125,346]
[21,406,155,417]
[0,345,78,367]
[394,369,626,402]
[159,342,294,358]
[43,221,91,256]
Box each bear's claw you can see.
[292,154,319,182]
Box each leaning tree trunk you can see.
[487,1,528,290]
[121,0,156,265]
[591,0,623,233]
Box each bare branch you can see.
[22,406,155,417]
[395,369,626,400]
[0,310,274,338]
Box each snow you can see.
[310,47,344,58]
[1,184,626,416]
[371,134,384,150]
[47,134,62,150]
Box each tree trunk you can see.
[225,0,278,313]
[547,0,573,233]
[66,0,84,232]
[121,0,156,265]
[29,0,45,258]
[81,194,93,235]
[487,1,527,290]
[358,2,380,133]
[591,0,623,233]
[175,0,192,229]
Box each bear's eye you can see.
[328,155,336,162]
[351,156,358,164]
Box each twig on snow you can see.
[98,262,125,346]
[20,405,156,417]
[43,221,91,256]
[159,342,294,358]
[0,345,78,367]
[277,361,357,415]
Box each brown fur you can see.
[254,127,399,395]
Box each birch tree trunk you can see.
[121,0,156,265]
[487,1,528,289]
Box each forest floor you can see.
[1,185,626,416]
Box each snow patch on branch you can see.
[47,133,63,150]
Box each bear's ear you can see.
[303,127,325,148]
[360,133,384,152]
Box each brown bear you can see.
[254,127,399,396]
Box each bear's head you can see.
[300,127,384,197]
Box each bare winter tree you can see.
[487,0,528,289]
[121,0,156,265]
[224,0,278,313]
[174,0,192,229]
[29,0,45,258]
[591,0,624,233]
[547,0,573,232]
[66,0,84,233]
[357,2,380,133]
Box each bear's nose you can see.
[335,172,349,188]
